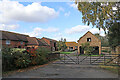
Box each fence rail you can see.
[53,53,120,66]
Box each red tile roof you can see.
[0,30,29,42]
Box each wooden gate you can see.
[53,52,120,66]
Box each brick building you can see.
[41,37,57,51]
[77,31,101,55]
[0,30,29,48]
[65,42,78,51]
[27,37,50,50]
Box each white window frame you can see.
[87,38,91,42]
[6,40,10,45]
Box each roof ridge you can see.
[1,30,29,36]
[77,31,101,42]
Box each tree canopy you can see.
[76,2,120,31]
[108,22,120,48]
[94,33,109,47]
[57,38,67,51]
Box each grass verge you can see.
[99,65,119,74]
[60,52,73,54]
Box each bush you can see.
[35,47,50,65]
[2,47,50,71]
[13,52,31,68]
[2,48,15,71]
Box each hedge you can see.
[2,47,50,72]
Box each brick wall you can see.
[78,32,101,54]
[2,40,27,48]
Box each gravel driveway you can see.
[3,52,118,78]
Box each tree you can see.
[76,2,120,50]
[57,38,67,51]
[94,33,109,47]
[108,22,120,50]
[81,42,93,54]
[76,2,120,31]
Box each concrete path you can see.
[4,52,118,78]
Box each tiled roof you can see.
[0,30,29,42]
[27,37,38,45]
[27,37,50,46]
[65,42,78,47]
[42,37,57,42]
[37,38,49,46]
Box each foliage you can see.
[94,33,109,47]
[2,47,50,71]
[76,2,119,30]
[14,52,31,68]
[34,47,50,65]
[11,48,26,53]
[102,50,110,53]
[57,38,67,51]
[2,48,15,71]
[108,22,120,50]
[81,42,93,54]
[60,52,72,54]
[76,2,120,51]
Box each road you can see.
[3,52,118,78]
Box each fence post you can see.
[90,54,91,64]
[64,54,65,63]
[104,55,105,65]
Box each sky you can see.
[0,0,106,42]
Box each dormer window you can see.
[6,40,10,44]
[87,38,91,42]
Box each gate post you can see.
[64,54,65,63]
[104,55,105,65]
[90,54,91,64]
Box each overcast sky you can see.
[0,0,106,42]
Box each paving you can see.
[3,52,118,78]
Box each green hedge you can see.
[2,47,50,72]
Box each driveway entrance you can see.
[54,51,119,66]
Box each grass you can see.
[79,54,104,57]
[60,52,73,54]
[99,65,119,74]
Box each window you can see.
[6,40,10,44]
[87,38,91,42]
[21,41,23,44]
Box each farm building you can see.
[77,31,101,55]
[0,30,29,48]
[65,42,78,51]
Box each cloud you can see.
[65,25,90,34]
[68,3,78,9]
[65,25,106,36]
[0,24,19,30]
[0,0,58,24]
[64,11,70,16]
[24,27,59,37]
[59,7,64,12]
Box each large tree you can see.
[108,22,120,49]
[76,2,120,49]
[76,2,120,31]
[94,33,109,47]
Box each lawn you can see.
[60,52,73,54]
[79,54,104,57]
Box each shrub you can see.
[35,47,50,65]
[2,48,15,71]
[2,47,51,71]
[13,52,31,68]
